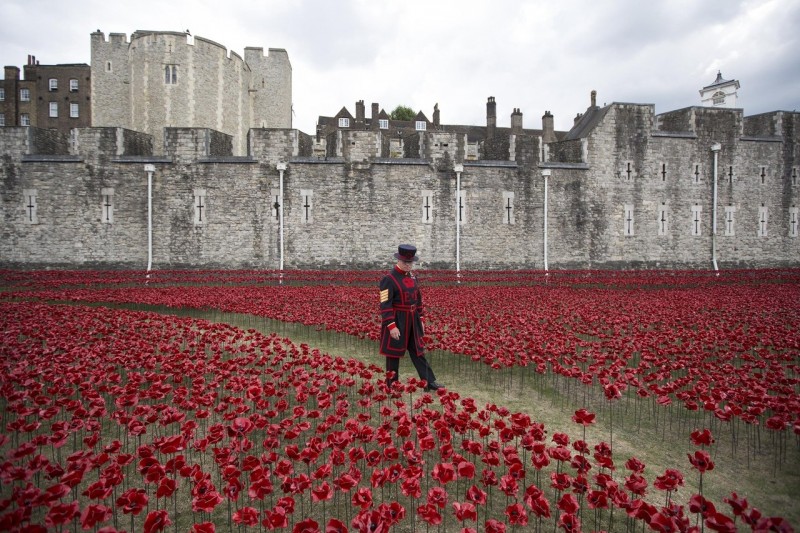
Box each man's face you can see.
[396,259,414,273]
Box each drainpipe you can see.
[710,143,721,271]
[276,162,287,275]
[144,164,155,274]
[454,163,463,278]
[541,168,551,271]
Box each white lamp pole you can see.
[454,163,463,276]
[541,168,551,271]
[711,143,721,271]
[144,164,155,274]
[276,162,287,274]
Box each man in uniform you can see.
[379,244,443,391]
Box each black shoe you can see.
[424,381,444,392]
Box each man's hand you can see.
[390,327,400,340]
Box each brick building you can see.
[0,56,91,132]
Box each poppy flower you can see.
[143,509,171,533]
[688,450,714,473]
[452,501,477,522]
[292,518,320,533]
[45,501,80,528]
[689,494,716,518]
[485,519,507,533]
[466,484,487,505]
[558,513,581,533]
[416,503,442,525]
[80,504,112,530]
[192,523,215,533]
[690,428,715,447]
[505,502,528,525]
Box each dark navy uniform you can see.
[379,247,438,388]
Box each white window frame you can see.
[657,203,669,236]
[502,192,515,225]
[49,78,58,91]
[691,205,702,236]
[69,79,79,92]
[724,206,736,236]
[20,113,30,126]
[70,103,79,118]
[421,190,434,224]
[49,102,58,118]
[415,121,427,131]
[338,117,350,128]
[758,206,768,237]
[299,189,314,224]
[623,204,634,236]
[101,188,114,224]
[193,189,206,225]
[378,119,389,129]
[20,88,30,101]
[23,189,38,224]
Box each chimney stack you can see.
[433,103,440,128]
[591,90,597,108]
[487,96,497,133]
[355,100,365,124]
[511,108,523,133]
[542,111,556,143]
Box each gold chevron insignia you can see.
[380,289,389,303]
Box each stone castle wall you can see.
[1,104,798,270]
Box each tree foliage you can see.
[390,105,416,121]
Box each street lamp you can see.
[454,163,463,277]
[541,168,551,271]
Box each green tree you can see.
[390,105,416,121]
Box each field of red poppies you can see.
[0,269,797,532]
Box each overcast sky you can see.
[2,0,798,134]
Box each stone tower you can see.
[91,30,291,155]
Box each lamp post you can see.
[710,143,721,271]
[144,164,155,275]
[454,163,463,277]
[276,162,287,275]
[541,168,551,271]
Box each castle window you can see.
[503,192,515,225]
[0,114,4,127]
[69,79,79,92]
[790,207,798,238]
[624,204,634,236]
[759,166,767,185]
[792,167,798,187]
[106,61,112,72]
[70,103,79,118]
[20,88,30,101]
[657,203,668,236]
[421,190,434,224]
[415,121,427,131]
[270,188,281,221]
[0,88,4,101]
[712,91,725,106]
[101,188,114,224]
[49,78,58,91]
[23,189,38,224]
[691,204,702,236]
[49,102,58,118]
[193,189,206,225]
[692,163,702,184]
[338,118,349,128]
[300,189,313,224]
[456,190,467,225]
[379,119,389,129]
[758,206,768,237]
[724,206,735,236]
[728,165,734,185]
[20,114,30,126]
[165,65,178,85]
[660,162,667,182]
[621,161,634,181]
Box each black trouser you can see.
[385,323,436,386]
